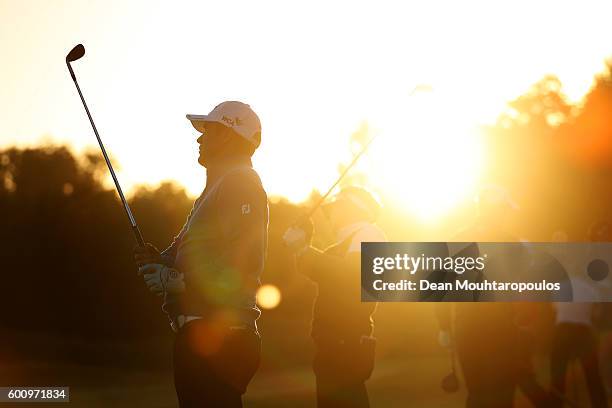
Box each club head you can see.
[66,44,85,63]
[441,371,460,393]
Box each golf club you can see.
[303,134,377,220]
[301,84,433,221]
[66,44,145,247]
[441,327,460,393]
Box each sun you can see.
[368,89,484,221]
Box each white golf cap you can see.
[324,186,382,221]
[187,101,261,147]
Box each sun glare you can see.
[368,90,484,220]
[1,0,610,224]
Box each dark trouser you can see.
[173,320,261,408]
[456,329,518,408]
[515,329,555,407]
[313,337,376,408]
[517,372,554,407]
[550,322,608,408]
[460,356,516,408]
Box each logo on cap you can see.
[222,115,243,127]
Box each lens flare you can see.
[256,284,282,309]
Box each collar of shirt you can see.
[337,221,370,243]
[205,156,253,188]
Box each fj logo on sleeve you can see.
[241,204,251,215]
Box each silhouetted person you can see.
[550,301,609,407]
[587,221,612,396]
[283,187,386,408]
[134,101,267,408]
[549,222,610,408]
[437,185,552,407]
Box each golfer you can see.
[436,186,553,407]
[548,222,610,408]
[134,101,268,407]
[283,186,386,408]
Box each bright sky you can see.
[1,0,610,219]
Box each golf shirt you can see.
[160,157,268,327]
[301,221,386,342]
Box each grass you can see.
[1,355,465,408]
[3,353,611,407]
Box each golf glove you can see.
[283,227,310,255]
[438,330,451,348]
[283,218,314,255]
[139,264,185,296]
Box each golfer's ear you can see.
[222,126,235,142]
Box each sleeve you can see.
[297,248,360,283]
[297,224,386,283]
[159,196,202,267]
[160,228,185,267]
[215,171,268,279]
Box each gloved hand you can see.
[438,330,452,348]
[134,243,164,267]
[139,264,185,296]
[283,218,314,255]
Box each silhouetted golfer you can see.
[549,222,610,408]
[134,101,268,408]
[437,185,553,407]
[284,186,386,408]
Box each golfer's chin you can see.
[198,153,207,168]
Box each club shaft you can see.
[303,87,427,220]
[305,135,377,219]
[68,64,145,247]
